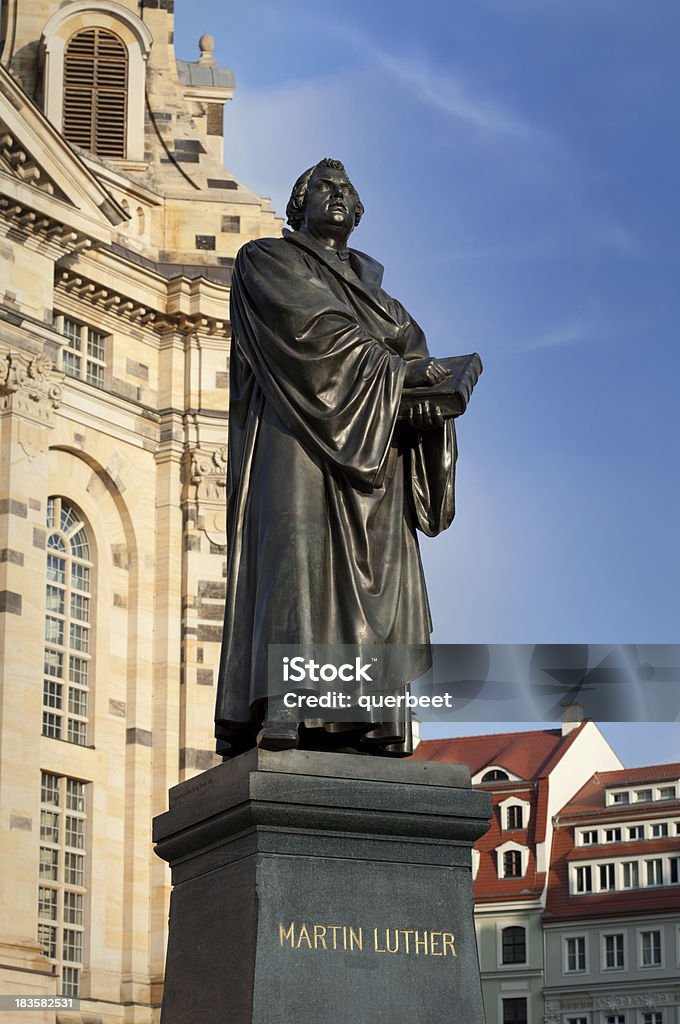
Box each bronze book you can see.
[399,353,483,418]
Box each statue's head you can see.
[286,158,364,235]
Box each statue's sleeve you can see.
[230,240,406,490]
[393,308,457,538]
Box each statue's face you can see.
[302,165,358,239]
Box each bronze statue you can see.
[215,158,462,757]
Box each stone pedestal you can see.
[153,749,491,1024]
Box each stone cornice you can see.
[55,267,229,336]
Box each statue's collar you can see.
[283,229,385,295]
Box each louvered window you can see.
[63,28,128,158]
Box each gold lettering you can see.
[430,931,443,956]
[296,924,312,949]
[279,922,295,948]
[342,926,348,952]
[373,927,386,953]
[349,927,363,951]
[414,930,429,955]
[313,925,327,950]
[442,933,456,957]
[386,929,399,954]
[327,925,342,950]
[400,929,414,954]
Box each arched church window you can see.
[43,498,93,745]
[63,27,128,158]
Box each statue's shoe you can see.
[256,720,299,751]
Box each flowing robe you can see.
[215,228,457,754]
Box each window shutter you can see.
[63,28,128,158]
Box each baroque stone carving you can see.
[187,446,227,545]
[0,351,63,421]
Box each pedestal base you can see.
[153,749,491,1024]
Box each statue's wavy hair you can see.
[285,158,364,230]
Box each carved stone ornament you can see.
[543,1001,560,1014]
[188,446,227,545]
[0,352,63,422]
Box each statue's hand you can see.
[404,357,449,388]
[408,400,445,431]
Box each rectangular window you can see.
[69,656,88,687]
[55,313,108,389]
[635,789,653,802]
[62,351,82,378]
[40,809,59,844]
[670,857,680,884]
[646,859,663,886]
[69,623,89,653]
[67,719,87,745]
[68,687,88,717]
[37,923,57,959]
[575,865,592,893]
[47,555,66,585]
[611,791,630,804]
[38,886,58,921]
[581,830,599,845]
[502,998,527,1024]
[46,584,65,615]
[39,848,58,881]
[42,711,62,739]
[501,926,526,964]
[38,772,87,999]
[627,825,644,840]
[658,786,675,800]
[604,827,622,842]
[70,593,90,623]
[70,563,90,592]
[62,929,82,963]
[566,936,586,972]
[623,861,639,888]
[62,966,79,999]
[64,892,83,926]
[604,933,624,969]
[44,650,64,678]
[642,1015,662,1024]
[650,823,668,838]
[45,616,64,645]
[503,850,522,877]
[43,680,63,710]
[566,1019,588,1024]
[599,863,616,890]
[640,930,662,967]
[221,214,241,233]
[506,806,524,829]
[606,1018,625,1024]
[64,852,84,886]
[66,779,86,813]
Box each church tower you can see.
[0,2,280,1019]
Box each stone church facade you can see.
[0,1,280,1018]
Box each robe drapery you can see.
[215,228,457,755]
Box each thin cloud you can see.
[325,22,543,139]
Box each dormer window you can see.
[482,769,509,782]
[497,842,528,879]
[63,28,128,158]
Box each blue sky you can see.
[175,1,680,765]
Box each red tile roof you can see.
[412,725,586,781]
[544,822,680,922]
[557,764,680,818]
